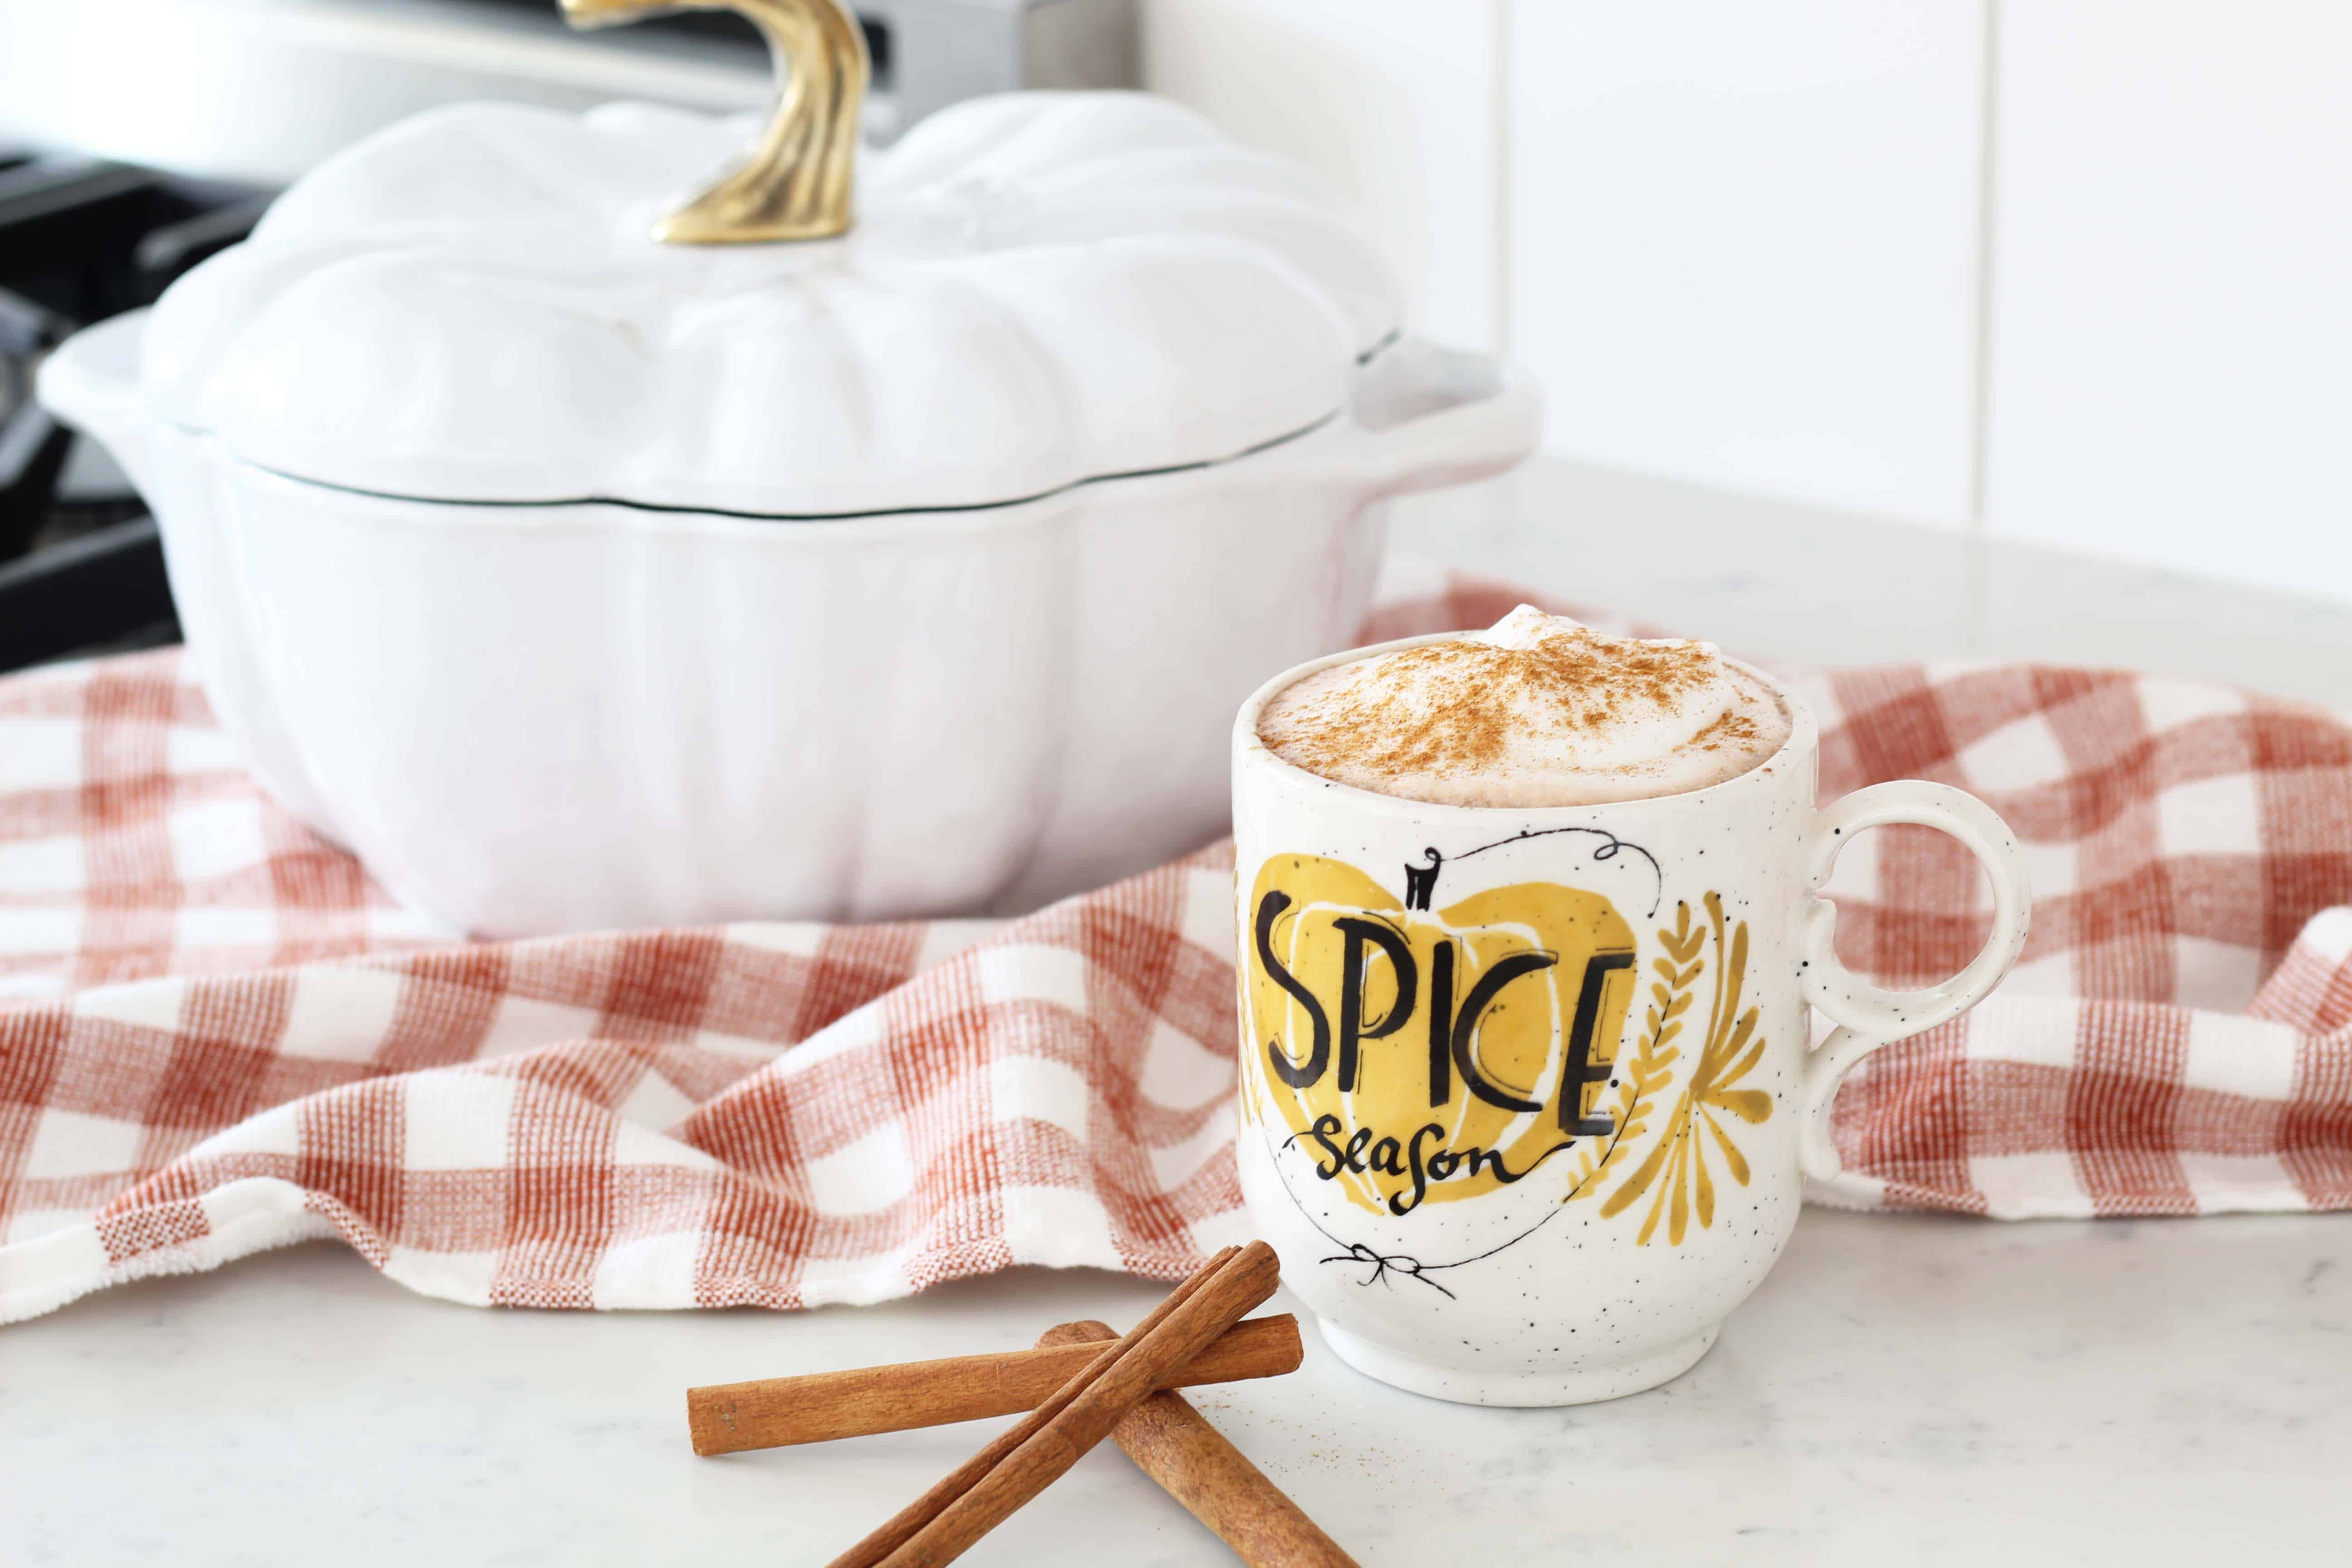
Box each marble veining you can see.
[6,1210,2347,1565]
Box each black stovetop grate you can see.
[0,150,274,671]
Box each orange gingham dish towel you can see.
[4,575,2351,1324]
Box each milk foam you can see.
[1257,606,1790,808]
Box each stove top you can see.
[0,151,274,671]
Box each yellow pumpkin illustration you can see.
[1243,853,1638,1216]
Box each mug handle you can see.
[1797,781,2032,1181]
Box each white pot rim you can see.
[188,400,1345,529]
[49,311,1539,546]
[166,405,1355,542]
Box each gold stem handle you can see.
[560,0,867,244]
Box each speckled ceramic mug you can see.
[1231,636,2029,1406]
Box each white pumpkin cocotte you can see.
[42,90,1536,933]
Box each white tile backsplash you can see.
[1146,0,2352,610]
[1983,1,2352,604]
[1506,0,1987,529]
[1142,0,1500,350]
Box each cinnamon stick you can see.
[1038,1320,1359,1568]
[834,1241,1284,1568]
[824,1244,1241,1568]
[686,1315,1303,1455]
[884,1245,1284,1568]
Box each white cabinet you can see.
[1141,0,1500,351]
[1146,1,1986,526]
[1504,1,1988,528]
[1142,0,2352,606]
[1984,1,2352,600]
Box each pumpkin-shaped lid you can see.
[141,88,1401,515]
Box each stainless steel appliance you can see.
[0,0,1135,181]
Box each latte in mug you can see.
[1258,606,1788,806]
[1231,609,2029,1405]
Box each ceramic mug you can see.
[1230,637,2030,1406]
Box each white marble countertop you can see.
[10,1210,2348,1565]
[1395,458,2352,711]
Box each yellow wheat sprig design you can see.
[1598,892,1773,1244]
[1558,901,1702,1203]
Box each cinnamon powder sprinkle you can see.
[1264,624,1726,786]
